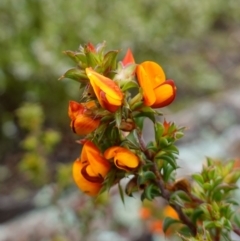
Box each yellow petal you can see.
[105,92,123,106]
[99,91,121,112]
[139,61,166,88]
[71,115,100,136]
[114,151,139,171]
[136,64,156,106]
[72,159,102,196]
[82,141,111,177]
[104,146,122,160]
[104,146,139,171]
[152,80,176,108]
[86,68,123,103]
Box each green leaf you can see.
[139,106,156,114]
[159,137,170,147]
[131,101,143,111]
[161,165,175,182]
[63,51,87,67]
[85,51,100,68]
[154,122,164,142]
[121,80,139,92]
[59,68,88,83]
[192,173,204,186]
[225,198,239,206]
[118,182,125,205]
[144,184,161,201]
[134,116,144,130]
[110,126,120,141]
[174,131,184,140]
[138,171,156,185]
[155,154,177,169]
[146,141,158,152]
[101,115,113,122]
[163,217,180,233]
[212,183,238,201]
[223,218,233,231]
[115,108,122,128]
[103,50,119,74]
[191,208,204,224]
[170,190,191,203]
[203,183,212,191]
[134,111,156,123]
[221,232,232,241]
[164,145,179,154]
[203,220,217,229]
[223,160,235,174]
[125,129,140,149]
[224,169,240,184]
[75,52,88,67]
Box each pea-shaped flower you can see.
[73,141,111,196]
[68,100,100,136]
[136,61,176,108]
[86,68,123,112]
[104,146,140,171]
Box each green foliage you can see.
[16,102,61,186]
[55,163,73,190]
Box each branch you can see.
[153,162,197,236]
[233,225,240,236]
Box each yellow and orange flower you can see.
[72,141,111,196]
[104,146,140,171]
[68,100,100,136]
[85,68,123,112]
[136,61,176,108]
[122,48,135,66]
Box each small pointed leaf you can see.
[163,217,181,233]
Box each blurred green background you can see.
[0,0,240,239]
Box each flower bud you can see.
[86,68,123,112]
[68,101,100,136]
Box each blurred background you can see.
[1,0,240,240]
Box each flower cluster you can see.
[61,42,178,197]
[63,42,179,196]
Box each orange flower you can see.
[86,68,123,112]
[72,141,111,196]
[122,48,135,66]
[104,146,139,171]
[136,61,176,108]
[68,100,100,136]
[150,220,163,234]
[139,207,151,220]
[163,205,179,220]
